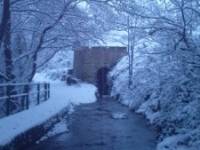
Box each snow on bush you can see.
[35,50,74,82]
[110,37,200,150]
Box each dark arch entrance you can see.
[96,67,110,97]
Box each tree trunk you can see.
[3,0,15,82]
[0,0,10,47]
[2,0,17,115]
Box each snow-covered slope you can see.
[110,37,200,150]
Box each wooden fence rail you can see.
[0,82,50,118]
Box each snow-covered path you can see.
[28,98,157,150]
[0,83,97,146]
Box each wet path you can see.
[29,98,157,150]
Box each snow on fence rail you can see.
[0,82,50,119]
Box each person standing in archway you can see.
[96,67,110,99]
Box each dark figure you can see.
[96,67,110,98]
[66,76,78,85]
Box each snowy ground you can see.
[27,99,157,150]
[36,120,69,144]
[0,82,97,146]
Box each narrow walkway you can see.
[29,98,157,150]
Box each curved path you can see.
[29,98,157,150]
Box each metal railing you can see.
[0,82,50,118]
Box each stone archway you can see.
[96,67,110,97]
[73,47,126,84]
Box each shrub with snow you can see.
[110,37,200,150]
[35,50,74,82]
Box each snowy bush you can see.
[34,50,74,82]
[110,37,200,150]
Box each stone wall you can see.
[73,46,127,84]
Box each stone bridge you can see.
[73,46,127,85]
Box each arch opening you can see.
[96,67,110,97]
